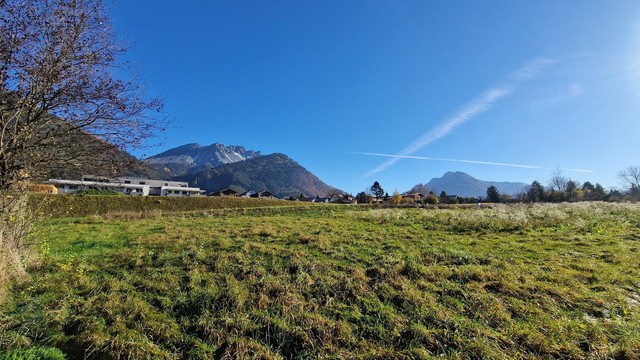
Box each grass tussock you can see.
[1,202,639,359]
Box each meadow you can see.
[1,202,639,359]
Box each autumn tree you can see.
[392,189,401,204]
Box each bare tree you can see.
[1,0,166,189]
[548,168,568,193]
[618,166,640,193]
[0,0,165,286]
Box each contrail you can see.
[365,57,555,177]
[356,152,594,173]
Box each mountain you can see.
[144,143,261,177]
[409,171,527,198]
[175,153,337,198]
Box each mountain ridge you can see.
[144,142,261,177]
[175,153,338,198]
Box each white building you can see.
[48,175,204,197]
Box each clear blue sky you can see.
[109,1,640,195]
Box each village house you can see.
[209,188,237,197]
[28,184,58,194]
[48,175,204,197]
[402,193,424,202]
[251,190,279,199]
[237,190,279,199]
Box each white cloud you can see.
[364,57,555,177]
[357,152,594,173]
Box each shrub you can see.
[74,189,125,196]
[1,193,32,299]
[424,193,439,204]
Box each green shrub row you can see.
[27,194,297,218]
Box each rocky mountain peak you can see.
[144,142,261,177]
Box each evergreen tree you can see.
[370,181,385,200]
[486,185,501,203]
[527,180,544,202]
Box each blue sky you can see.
[109,1,640,195]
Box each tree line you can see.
[356,166,640,206]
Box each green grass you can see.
[1,203,640,359]
[0,346,66,360]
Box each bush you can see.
[424,193,439,204]
[74,189,125,196]
[1,193,32,299]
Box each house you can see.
[209,188,237,197]
[331,194,357,204]
[28,184,58,194]
[237,190,279,199]
[402,193,423,202]
[340,194,357,204]
[48,175,204,197]
[237,190,256,198]
[311,196,329,203]
[250,190,279,199]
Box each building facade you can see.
[48,175,204,197]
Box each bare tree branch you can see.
[0,0,167,189]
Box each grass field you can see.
[1,202,639,359]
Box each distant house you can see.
[311,196,329,203]
[209,188,237,197]
[331,194,357,204]
[402,193,423,202]
[48,175,204,197]
[250,190,279,199]
[237,190,256,198]
[28,184,58,194]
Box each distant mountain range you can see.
[409,171,527,198]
